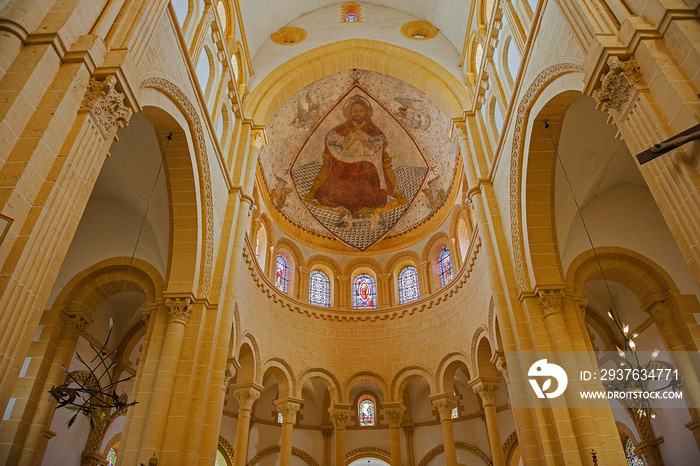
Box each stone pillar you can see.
[329,404,350,466]
[136,296,193,459]
[321,426,333,466]
[384,403,404,466]
[417,261,430,295]
[471,378,506,466]
[379,273,392,306]
[430,394,459,466]
[231,384,262,466]
[299,266,310,301]
[337,275,349,309]
[18,313,90,466]
[403,424,415,466]
[274,397,302,466]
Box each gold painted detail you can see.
[508,63,582,291]
[82,75,133,141]
[271,27,307,46]
[401,21,439,40]
[141,78,215,298]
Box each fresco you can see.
[260,71,459,250]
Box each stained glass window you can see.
[309,270,331,307]
[346,13,358,21]
[353,274,376,309]
[451,407,458,419]
[398,266,420,304]
[359,399,375,426]
[278,412,283,423]
[625,439,645,466]
[106,448,117,466]
[275,254,289,293]
[438,247,453,287]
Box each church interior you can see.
[0,0,699,465]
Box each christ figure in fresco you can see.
[305,95,406,213]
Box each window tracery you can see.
[398,266,420,304]
[353,274,377,309]
[309,270,331,307]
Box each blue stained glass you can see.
[346,13,358,21]
[353,274,376,309]
[278,412,283,423]
[451,407,458,419]
[398,266,420,304]
[309,270,331,307]
[274,254,289,293]
[106,448,117,466]
[625,439,645,466]
[438,247,453,287]
[359,400,375,426]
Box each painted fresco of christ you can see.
[305,95,406,213]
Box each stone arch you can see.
[423,232,457,290]
[253,213,275,274]
[343,371,389,403]
[390,366,435,402]
[296,368,342,404]
[567,247,679,308]
[244,39,471,127]
[473,329,499,379]
[237,333,260,385]
[140,79,216,298]
[248,446,319,466]
[218,435,235,466]
[436,351,472,394]
[343,257,384,277]
[507,62,584,292]
[417,442,492,466]
[306,255,342,307]
[260,357,296,398]
[345,447,392,464]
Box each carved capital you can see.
[165,297,193,324]
[593,57,644,113]
[222,358,240,391]
[430,394,458,421]
[274,397,302,424]
[491,351,508,383]
[384,402,405,427]
[452,121,468,143]
[402,424,414,437]
[61,314,89,341]
[470,378,500,406]
[321,426,334,438]
[82,75,132,140]
[329,404,350,431]
[232,384,262,411]
[250,129,266,150]
[536,289,565,316]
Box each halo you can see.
[342,94,373,118]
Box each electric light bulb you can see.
[651,348,660,360]
[617,347,625,358]
[629,340,636,350]
[623,324,629,336]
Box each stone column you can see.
[337,275,349,309]
[274,397,302,466]
[403,424,415,466]
[329,404,350,466]
[384,403,404,466]
[321,426,333,466]
[379,273,392,306]
[231,384,262,466]
[430,394,459,466]
[471,378,505,466]
[137,297,193,459]
[18,313,90,466]
[417,262,430,295]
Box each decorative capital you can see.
[165,297,193,324]
[321,426,334,438]
[384,402,405,427]
[491,351,508,383]
[451,121,468,142]
[536,289,565,316]
[593,56,644,113]
[61,314,89,341]
[329,403,350,431]
[470,377,500,406]
[250,129,266,150]
[222,358,240,391]
[430,393,458,421]
[82,75,132,140]
[232,384,262,410]
[274,397,303,424]
[402,424,414,436]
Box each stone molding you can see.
[248,445,319,466]
[329,404,350,431]
[470,377,500,405]
[223,357,240,391]
[218,436,235,463]
[345,447,392,463]
[383,402,405,427]
[503,430,517,455]
[508,63,583,291]
[429,393,458,420]
[233,384,262,410]
[60,314,90,341]
[82,75,133,141]
[274,397,303,424]
[593,57,644,114]
[536,289,565,316]
[165,297,193,324]
[321,426,334,438]
[646,299,671,322]
[140,78,215,298]
[417,441,492,466]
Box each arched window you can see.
[457,217,469,260]
[309,270,331,307]
[359,399,375,426]
[341,1,361,22]
[353,274,377,309]
[106,448,117,466]
[277,412,283,423]
[475,43,484,72]
[398,266,420,304]
[274,254,289,293]
[255,224,267,269]
[451,406,458,419]
[438,247,454,287]
[625,439,645,466]
[217,1,228,33]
